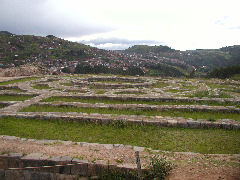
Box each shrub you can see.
[144,155,173,180]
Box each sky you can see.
[0,0,240,50]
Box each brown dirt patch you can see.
[0,137,239,179]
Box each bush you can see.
[144,155,173,180]
[99,155,173,180]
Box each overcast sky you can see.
[1,0,240,50]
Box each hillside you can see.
[0,32,92,67]
[124,45,240,73]
[1,31,239,77]
[0,32,190,77]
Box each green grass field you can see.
[41,96,240,107]
[0,94,35,101]
[114,91,146,95]
[20,104,240,121]
[32,84,51,90]
[0,117,239,154]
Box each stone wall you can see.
[0,155,137,180]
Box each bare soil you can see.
[0,137,239,180]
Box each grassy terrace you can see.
[90,80,137,84]
[0,87,25,93]
[186,90,234,98]
[41,96,240,107]
[0,117,239,154]
[0,77,40,85]
[32,84,51,90]
[114,91,146,95]
[0,94,35,101]
[20,105,240,121]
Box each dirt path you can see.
[0,136,239,180]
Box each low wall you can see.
[51,95,240,104]
[1,113,240,130]
[38,102,240,114]
[0,155,137,180]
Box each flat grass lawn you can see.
[0,94,35,101]
[20,105,240,121]
[41,96,240,107]
[0,117,239,154]
[0,77,40,85]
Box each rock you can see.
[133,146,145,152]
[102,144,113,150]
[2,136,19,140]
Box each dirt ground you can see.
[0,137,239,180]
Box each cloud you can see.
[0,0,114,37]
[80,38,165,50]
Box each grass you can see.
[114,91,146,95]
[231,74,240,81]
[95,90,106,94]
[91,80,131,84]
[206,83,233,89]
[187,90,233,98]
[152,82,168,88]
[0,77,40,85]
[41,96,240,107]
[32,84,51,90]
[164,89,184,93]
[64,89,88,93]
[60,83,73,86]
[0,116,239,154]
[0,94,35,101]
[20,104,240,121]
[0,86,25,93]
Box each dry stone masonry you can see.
[0,75,240,129]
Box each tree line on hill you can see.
[207,66,240,79]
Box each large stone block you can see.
[87,163,108,177]
[8,157,22,169]
[70,159,88,176]
[0,156,8,169]
[177,121,188,128]
[4,170,25,180]
[0,169,5,180]
[187,120,200,128]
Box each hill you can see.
[0,32,92,67]
[1,32,239,77]
[124,45,240,74]
[0,32,190,77]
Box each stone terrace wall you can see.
[0,155,137,180]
